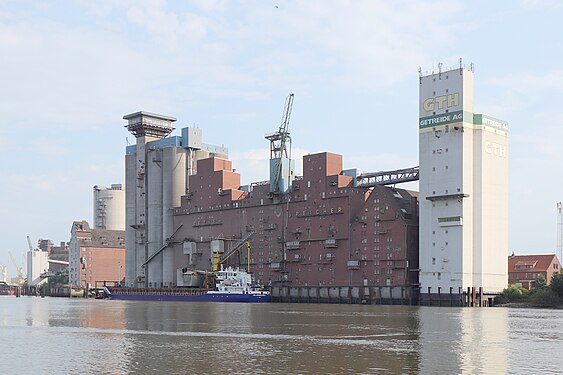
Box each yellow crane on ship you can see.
[212,240,251,273]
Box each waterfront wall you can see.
[270,286,498,306]
[270,285,418,305]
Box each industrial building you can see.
[171,152,419,292]
[93,184,125,231]
[26,248,48,286]
[123,62,508,305]
[68,221,125,287]
[123,107,420,301]
[418,63,509,305]
[124,111,228,288]
[38,239,69,274]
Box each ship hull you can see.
[105,289,270,303]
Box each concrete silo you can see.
[93,184,125,231]
[124,111,227,288]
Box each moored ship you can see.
[0,281,14,296]
[103,266,270,302]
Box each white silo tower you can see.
[93,184,126,231]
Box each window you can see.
[432,257,436,265]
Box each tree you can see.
[47,269,68,286]
[531,274,547,290]
[495,284,528,304]
[530,288,560,308]
[551,270,563,298]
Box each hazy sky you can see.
[2,0,563,275]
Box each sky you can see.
[2,0,563,276]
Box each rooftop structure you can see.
[123,111,176,138]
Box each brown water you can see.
[0,296,561,374]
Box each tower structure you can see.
[124,111,228,288]
[93,184,125,230]
[418,63,508,304]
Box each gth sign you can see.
[423,93,459,112]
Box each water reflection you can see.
[1,298,562,374]
[418,307,508,374]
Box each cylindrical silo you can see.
[93,184,125,230]
[147,148,164,288]
[162,147,187,287]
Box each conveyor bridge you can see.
[357,166,419,187]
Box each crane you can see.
[8,251,25,285]
[265,93,294,194]
[212,241,251,273]
[212,232,255,272]
[0,264,7,283]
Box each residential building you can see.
[508,254,561,289]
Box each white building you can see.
[27,249,49,286]
[124,111,228,288]
[93,184,125,231]
[418,64,508,304]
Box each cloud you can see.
[491,70,563,93]
[230,147,311,185]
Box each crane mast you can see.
[265,93,294,194]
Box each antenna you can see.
[438,62,443,79]
[418,67,422,84]
[557,202,562,262]
[459,57,463,74]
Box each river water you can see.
[0,296,561,374]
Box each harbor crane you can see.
[212,232,255,273]
[8,251,25,285]
[0,264,7,283]
[265,93,294,194]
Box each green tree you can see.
[47,268,68,286]
[529,288,560,308]
[531,274,547,290]
[551,270,563,298]
[495,284,528,304]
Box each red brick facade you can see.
[69,221,125,287]
[173,152,418,287]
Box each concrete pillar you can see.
[147,149,164,288]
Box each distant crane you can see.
[8,251,25,285]
[0,264,7,283]
[265,93,294,194]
